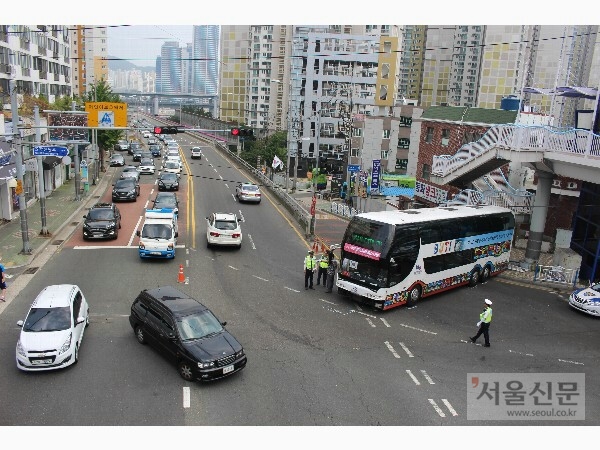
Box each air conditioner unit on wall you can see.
[567,182,578,190]
[552,180,561,188]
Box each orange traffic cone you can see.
[178,264,185,283]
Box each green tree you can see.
[239,130,287,172]
[83,79,124,171]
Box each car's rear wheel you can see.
[135,326,146,344]
[74,344,79,364]
[178,361,194,381]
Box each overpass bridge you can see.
[430,123,600,273]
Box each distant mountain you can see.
[108,56,155,73]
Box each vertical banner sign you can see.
[371,160,381,195]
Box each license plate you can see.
[150,251,162,255]
[32,359,52,365]
[223,365,234,374]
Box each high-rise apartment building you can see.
[70,25,108,97]
[158,41,182,94]
[219,26,251,125]
[192,25,219,96]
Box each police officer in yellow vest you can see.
[316,252,329,286]
[470,299,493,347]
[304,250,317,290]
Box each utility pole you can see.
[10,77,31,254]
[34,105,49,236]
[72,101,81,201]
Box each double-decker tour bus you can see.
[337,205,515,311]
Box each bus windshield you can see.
[340,218,395,289]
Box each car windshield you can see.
[155,196,177,208]
[215,220,237,230]
[141,224,172,239]
[88,209,114,220]
[161,174,177,182]
[243,185,259,192]
[140,158,153,165]
[165,162,179,169]
[176,310,223,341]
[115,180,135,189]
[23,307,71,332]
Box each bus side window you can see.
[390,226,419,284]
[420,224,441,245]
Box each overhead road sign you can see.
[33,145,68,157]
[85,102,127,127]
[347,164,360,172]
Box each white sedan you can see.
[162,160,182,177]
[16,284,90,371]
[569,282,600,316]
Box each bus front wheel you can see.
[407,285,421,306]
[481,265,491,282]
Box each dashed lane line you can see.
[365,318,376,328]
[428,399,446,418]
[384,341,401,359]
[183,387,190,408]
[442,399,458,416]
[399,323,437,335]
[399,342,414,358]
[252,275,269,282]
[421,370,435,385]
[406,370,420,385]
[558,359,584,365]
[380,318,391,328]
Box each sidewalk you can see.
[0,169,114,271]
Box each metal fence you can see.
[534,265,579,288]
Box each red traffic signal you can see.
[154,126,179,134]
[231,128,254,137]
[231,128,240,136]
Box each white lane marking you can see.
[247,234,256,249]
[252,275,269,282]
[421,370,435,384]
[284,287,300,292]
[144,199,150,208]
[320,298,336,305]
[219,174,223,179]
[509,349,534,357]
[380,318,391,328]
[213,168,218,173]
[186,259,189,268]
[558,359,584,365]
[365,318,376,328]
[238,210,245,222]
[354,304,363,311]
[406,370,420,385]
[399,323,437,335]
[130,215,144,246]
[442,399,458,416]
[225,183,229,188]
[384,341,401,359]
[183,387,190,408]
[356,311,377,319]
[399,342,414,357]
[73,245,186,250]
[428,399,446,418]
[228,265,239,271]
[232,193,237,201]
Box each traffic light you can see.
[230,128,254,137]
[231,128,240,136]
[153,126,179,135]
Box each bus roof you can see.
[355,205,513,226]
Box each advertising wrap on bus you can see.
[337,205,515,311]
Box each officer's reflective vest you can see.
[305,256,316,270]
[480,307,492,323]
[319,258,329,269]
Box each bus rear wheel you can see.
[469,270,480,286]
[407,285,421,306]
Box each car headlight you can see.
[235,350,245,358]
[16,339,26,357]
[128,189,136,195]
[58,332,72,355]
[197,361,215,369]
[83,223,91,230]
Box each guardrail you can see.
[533,264,579,288]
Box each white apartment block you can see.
[0,25,72,102]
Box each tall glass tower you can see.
[192,25,219,95]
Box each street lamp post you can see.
[9,77,31,254]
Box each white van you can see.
[136,209,178,259]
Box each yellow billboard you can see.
[85,102,127,128]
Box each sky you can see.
[107,25,193,67]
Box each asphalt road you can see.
[1,126,598,429]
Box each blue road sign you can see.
[33,146,68,157]
[347,164,360,172]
